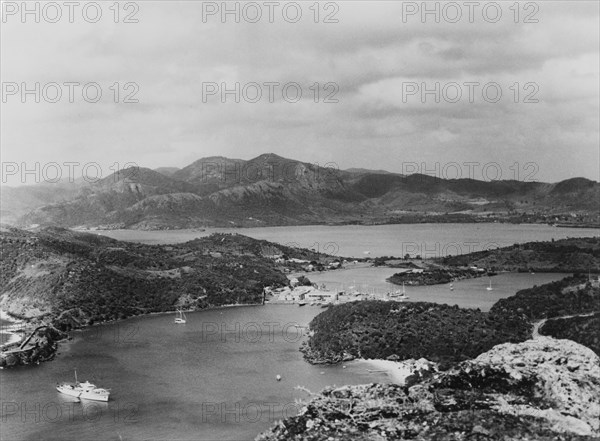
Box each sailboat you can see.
[56,369,110,402]
[175,309,187,324]
[397,283,410,301]
[450,282,454,291]
[486,278,493,291]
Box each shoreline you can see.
[1,302,273,367]
[353,359,413,385]
[0,310,25,349]
[352,358,439,385]
[1,302,270,360]
[67,301,268,332]
[72,220,600,233]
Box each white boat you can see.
[396,283,410,301]
[486,279,493,291]
[57,369,110,402]
[175,309,187,324]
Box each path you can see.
[532,312,597,339]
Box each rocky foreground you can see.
[257,337,600,440]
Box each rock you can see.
[567,360,580,372]
[512,357,526,367]
[257,337,600,441]
[472,425,490,435]
[463,337,600,435]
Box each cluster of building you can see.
[269,284,340,304]
[269,252,362,272]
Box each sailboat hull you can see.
[175,310,187,323]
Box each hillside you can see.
[301,301,531,366]
[259,338,600,440]
[540,312,600,355]
[0,226,316,327]
[5,154,599,229]
[302,274,600,366]
[0,181,83,225]
[490,275,600,320]
[437,237,600,273]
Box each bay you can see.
[95,223,599,258]
[0,305,388,441]
[2,223,596,440]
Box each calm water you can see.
[2,224,595,440]
[300,268,571,311]
[0,306,390,441]
[96,223,599,258]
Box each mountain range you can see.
[2,153,598,229]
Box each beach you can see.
[356,358,438,385]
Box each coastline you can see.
[1,302,269,365]
[0,309,25,349]
[355,358,438,385]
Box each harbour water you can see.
[297,270,571,311]
[2,224,596,440]
[0,305,391,441]
[95,223,599,258]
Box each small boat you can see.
[397,283,410,301]
[298,302,306,307]
[486,279,493,291]
[57,369,110,402]
[276,374,281,381]
[175,309,187,324]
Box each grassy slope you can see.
[541,312,600,355]
[0,227,319,328]
[304,274,600,366]
[302,301,530,366]
[437,237,600,273]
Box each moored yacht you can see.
[57,369,110,402]
[175,309,187,324]
[396,283,410,301]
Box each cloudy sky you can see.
[1,1,598,185]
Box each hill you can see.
[259,338,600,440]
[0,226,314,326]
[437,237,600,273]
[302,274,600,366]
[6,154,599,229]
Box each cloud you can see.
[1,1,598,184]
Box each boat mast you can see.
[74,368,78,384]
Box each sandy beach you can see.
[356,358,438,385]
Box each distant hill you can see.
[345,167,394,175]
[6,154,599,229]
[1,181,84,224]
[154,167,180,177]
[438,237,600,273]
[0,226,302,324]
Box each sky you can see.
[1,1,599,185]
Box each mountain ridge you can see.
[4,154,598,229]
